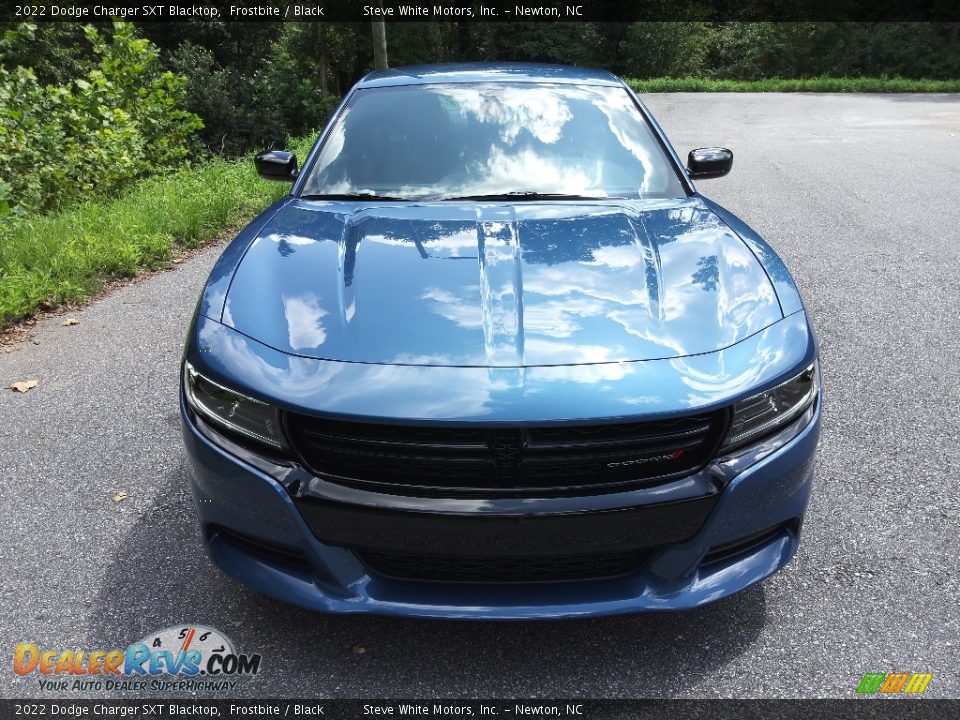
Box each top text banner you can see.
[4,0,958,22]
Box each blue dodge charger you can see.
[181,64,820,618]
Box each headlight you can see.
[721,361,819,452]
[183,361,286,450]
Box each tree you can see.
[371,0,388,69]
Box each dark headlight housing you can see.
[720,361,819,452]
[183,361,287,451]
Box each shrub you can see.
[166,27,343,156]
[0,22,202,214]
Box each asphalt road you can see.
[1,94,958,700]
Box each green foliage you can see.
[0,134,313,328]
[617,23,711,78]
[387,23,448,66]
[0,22,97,86]
[161,23,351,154]
[0,21,202,214]
[627,76,960,92]
[0,179,11,217]
[707,23,960,81]
[483,23,602,66]
[166,41,277,155]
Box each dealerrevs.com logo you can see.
[13,625,261,693]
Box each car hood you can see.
[222,198,783,367]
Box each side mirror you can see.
[255,150,298,182]
[687,147,733,180]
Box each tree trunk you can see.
[317,21,328,96]
[371,3,388,69]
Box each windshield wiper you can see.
[442,191,616,201]
[299,192,410,201]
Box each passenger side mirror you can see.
[255,150,299,182]
[687,147,733,179]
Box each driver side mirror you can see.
[687,147,733,179]
[255,150,299,182]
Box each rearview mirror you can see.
[255,150,298,182]
[687,147,733,179]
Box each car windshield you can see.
[299,82,686,201]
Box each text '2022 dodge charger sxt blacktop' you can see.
[180,63,821,619]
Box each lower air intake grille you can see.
[214,527,310,570]
[358,550,647,583]
[285,411,726,497]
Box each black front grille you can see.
[285,411,726,497]
[359,549,647,583]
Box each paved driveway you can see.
[1,94,958,698]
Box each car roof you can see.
[356,63,623,89]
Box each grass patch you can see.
[0,136,313,329]
[627,77,960,93]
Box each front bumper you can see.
[181,393,820,619]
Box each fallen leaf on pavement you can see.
[10,380,38,393]
[62,318,80,326]
[113,491,128,503]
